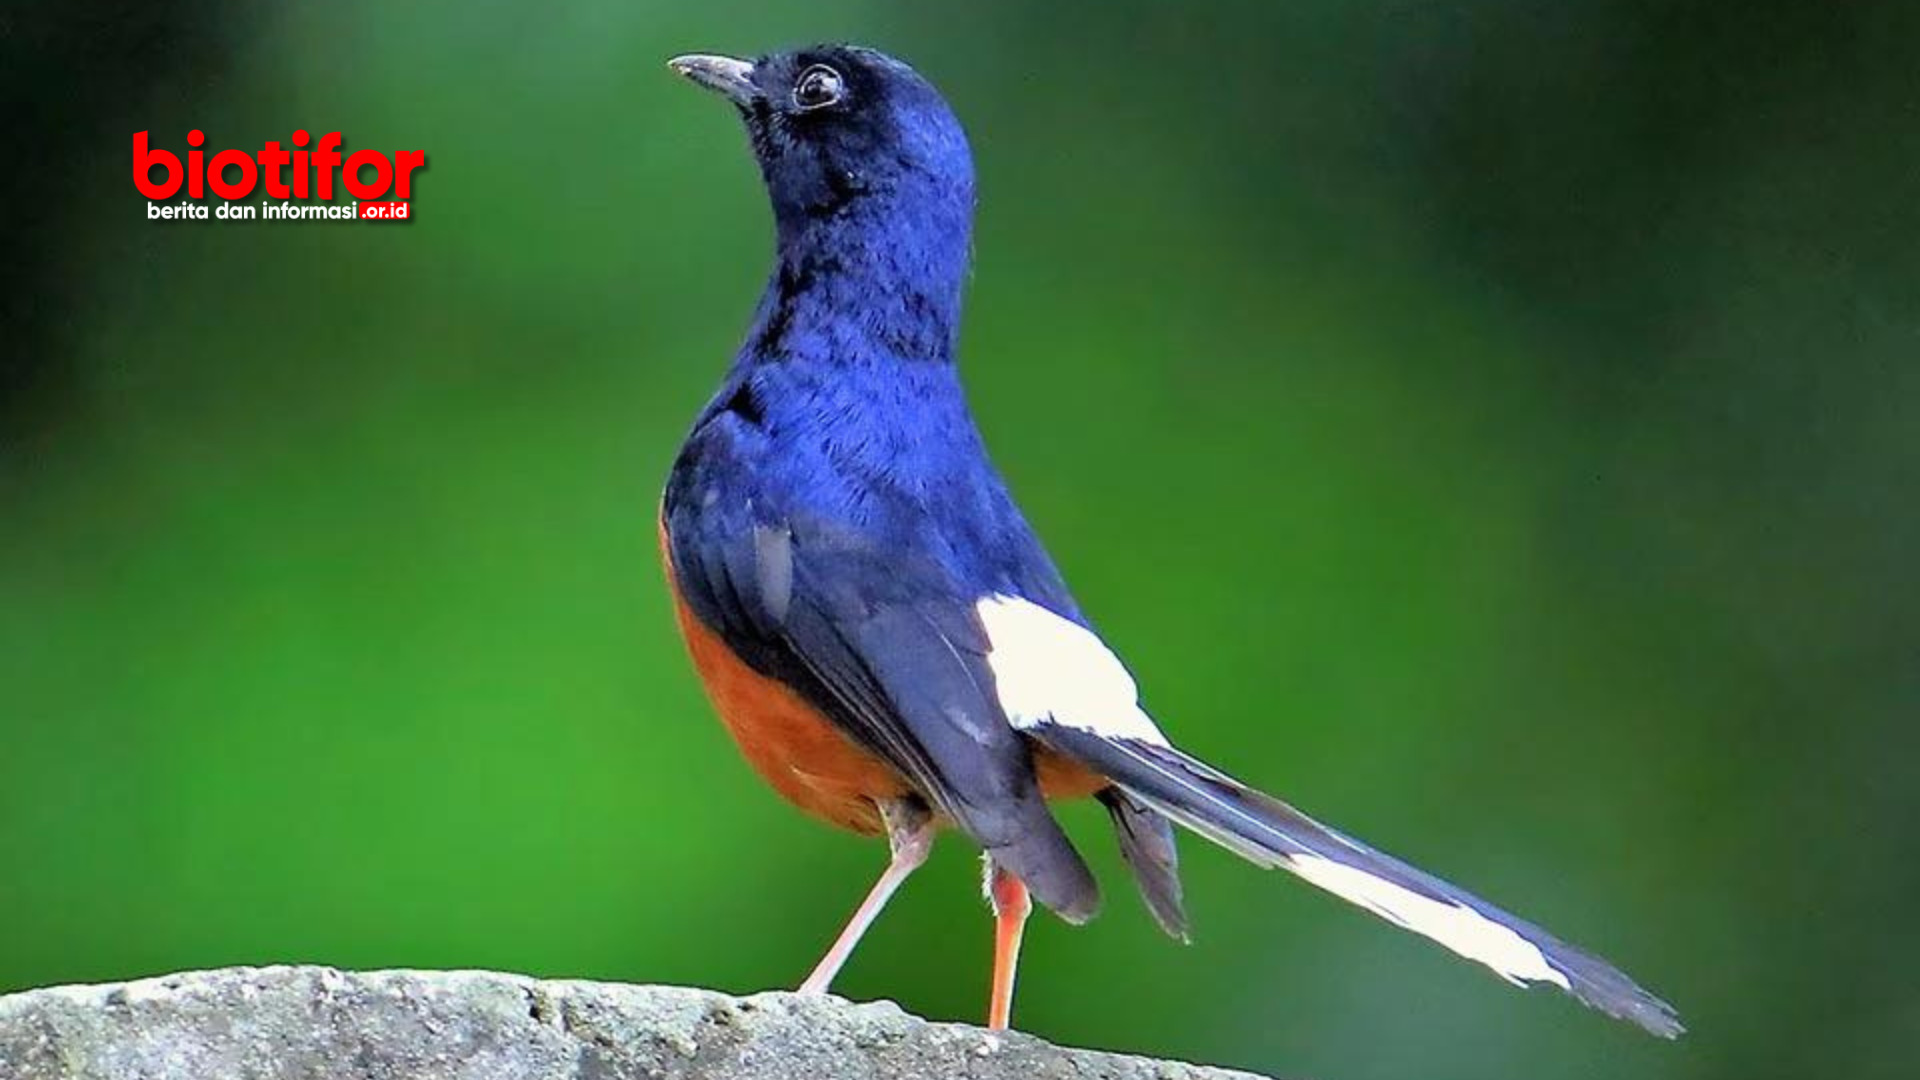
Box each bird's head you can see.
[669,45,974,251]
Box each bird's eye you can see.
[792,65,845,111]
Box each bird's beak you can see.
[667,54,759,107]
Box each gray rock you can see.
[0,966,1270,1080]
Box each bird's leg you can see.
[797,797,934,996]
[985,859,1032,1030]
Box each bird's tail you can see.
[1033,725,1683,1038]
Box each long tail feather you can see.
[1037,725,1682,1037]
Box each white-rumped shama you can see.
[661,44,1681,1038]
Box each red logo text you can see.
[134,130,425,203]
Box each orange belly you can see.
[661,524,908,834]
[659,519,1107,833]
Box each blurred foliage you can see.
[3,1,1915,1078]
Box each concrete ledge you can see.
[0,966,1270,1079]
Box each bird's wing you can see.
[663,499,1099,920]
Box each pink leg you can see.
[797,799,934,995]
[986,862,1032,1030]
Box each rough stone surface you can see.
[0,966,1269,1080]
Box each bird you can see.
[659,43,1682,1039]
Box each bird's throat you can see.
[745,191,972,367]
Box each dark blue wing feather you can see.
[663,389,1099,919]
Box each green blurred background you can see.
[3,1,1915,1077]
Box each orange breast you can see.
[659,518,1110,834]
[661,522,910,835]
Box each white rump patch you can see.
[1284,853,1571,989]
[975,595,1169,745]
